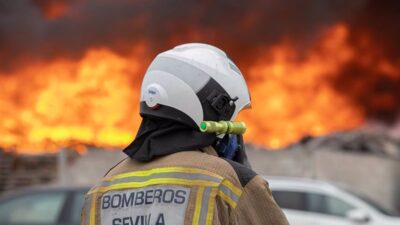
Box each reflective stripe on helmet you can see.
[140,43,251,126]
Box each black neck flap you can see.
[123,117,217,162]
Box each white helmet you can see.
[140,43,251,129]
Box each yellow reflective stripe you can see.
[216,179,242,208]
[221,179,242,197]
[93,166,243,220]
[192,186,205,225]
[104,167,223,181]
[205,188,217,225]
[89,178,219,195]
[217,190,238,208]
[89,193,97,225]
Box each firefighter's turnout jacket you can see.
[81,147,289,225]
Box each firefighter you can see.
[81,43,289,225]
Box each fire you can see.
[31,1,71,19]
[0,24,398,153]
[0,45,147,154]
[239,24,399,148]
[239,24,363,148]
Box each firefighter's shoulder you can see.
[222,158,258,187]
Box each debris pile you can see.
[291,131,400,159]
[0,150,58,195]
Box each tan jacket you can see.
[81,147,289,225]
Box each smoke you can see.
[349,1,400,59]
[1,0,367,67]
[0,0,399,121]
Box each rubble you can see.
[289,131,400,158]
[0,150,58,195]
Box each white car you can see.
[266,177,400,225]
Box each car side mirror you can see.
[346,209,370,223]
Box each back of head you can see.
[140,43,251,128]
[124,43,252,163]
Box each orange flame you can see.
[0,45,147,153]
[32,0,71,19]
[239,24,362,148]
[0,24,398,153]
[239,24,399,148]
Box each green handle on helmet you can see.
[199,121,247,134]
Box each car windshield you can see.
[342,188,400,217]
[0,191,67,224]
[71,190,87,224]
